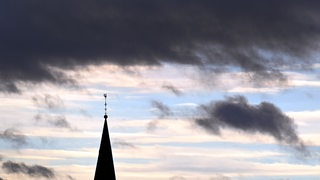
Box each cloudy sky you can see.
[1,1,320,179]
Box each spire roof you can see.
[94,94,116,180]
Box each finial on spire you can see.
[104,93,108,119]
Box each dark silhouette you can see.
[94,94,116,180]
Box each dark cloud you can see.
[0,129,27,147]
[195,96,307,153]
[162,84,183,96]
[151,100,173,118]
[2,161,55,179]
[1,0,320,92]
[32,94,64,110]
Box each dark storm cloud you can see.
[0,129,27,147]
[195,96,307,152]
[1,0,320,92]
[2,161,55,179]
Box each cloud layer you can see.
[1,0,320,91]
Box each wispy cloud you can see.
[148,100,174,132]
[34,114,73,130]
[2,161,55,179]
[113,140,136,149]
[67,175,76,180]
[151,100,173,119]
[0,129,27,147]
[162,84,183,96]
[32,94,64,110]
[32,94,75,130]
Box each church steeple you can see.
[94,93,116,180]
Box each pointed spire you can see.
[94,93,116,180]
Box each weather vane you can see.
[104,93,108,119]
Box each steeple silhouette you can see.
[94,93,116,180]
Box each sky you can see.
[1,0,320,179]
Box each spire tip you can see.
[104,93,108,118]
